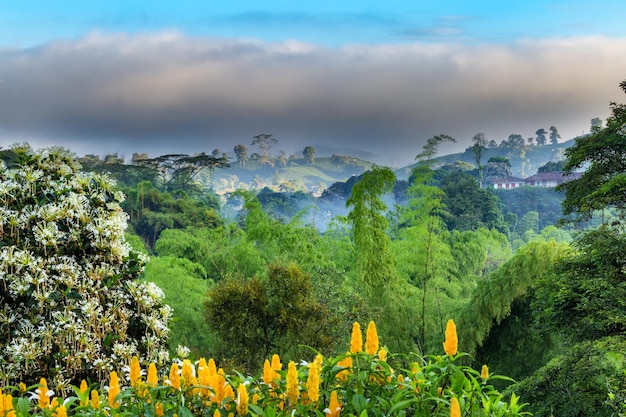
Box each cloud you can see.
[1,32,626,165]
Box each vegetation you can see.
[0,321,529,417]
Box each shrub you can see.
[0,145,171,392]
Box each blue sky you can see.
[1,1,626,165]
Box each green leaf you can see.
[352,394,368,414]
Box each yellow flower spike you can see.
[252,392,260,404]
[37,378,51,409]
[286,361,299,406]
[130,356,142,388]
[169,363,181,390]
[53,402,67,417]
[236,383,249,415]
[208,358,218,376]
[108,371,121,409]
[213,410,220,417]
[5,394,15,417]
[271,354,282,381]
[306,360,321,403]
[365,321,379,354]
[147,363,159,387]
[378,347,388,362]
[481,364,490,380]
[450,397,461,417]
[263,359,273,384]
[198,358,211,398]
[325,390,341,417]
[443,319,458,356]
[19,383,26,393]
[350,322,363,353]
[224,383,234,405]
[79,380,89,406]
[91,390,100,409]
[336,354,353,382]
[155,402,164,417]
[181,359,196,388]
[0,392,5,416]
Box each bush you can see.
[0,145,171,392]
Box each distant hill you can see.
[206,155,374,196]
[395,138,578,181]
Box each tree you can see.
[303,146,316,164]
[0,145,171,390]
[346,167,397,293]
[535,128,548,145]
[415,134,456,163]
[234,144,249,166]
[471,132,488,188]
[549,126,561,144]
[133,153,229,193]
[251,133,277,157]
[591,117,603,132]
[557,79,626,223]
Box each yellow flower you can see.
[79,380,89,406]
[155,402,164,417]
[147,363,159,386]
[169,363,181,390]
[443,319,458,356]
[213,410,220,417]
[18,383,26,393]
[263,359,273,384]
[236,383,249,415]
[252,392,260,404]
[365,321,379,355]
[336,354,353,382]
[306,360,321,403]
[378,348,387,362]
[325,390,341,417]
[286,361,299,406]
[108,371,121,409]
[1,392,15,417]
[52,402,67,417]
[91,390,100,409]
[271,354,282,380]
[481,364,489,380]
[37,378,51,409]
[182,359,197,388]
[130,356,142,388]
[350,322,363,353]
[450,397,461,417]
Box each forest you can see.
[0,80,624,417]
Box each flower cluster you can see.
[0,319,528,417]
[0,145,171,391]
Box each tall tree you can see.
[471,132,488,188]
[303,146,316,164]
[549,126,561,144]
[535,128,548,145]
[234,144,249,166]
[416,134,456,163]
[557,79,626,224]
[251,133,278,157]
[346,166,397,293]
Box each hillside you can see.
[206,155,373,196]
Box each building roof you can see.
[524,171,582,182]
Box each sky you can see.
[1,1,626,166]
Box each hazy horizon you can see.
[1,2,626,166]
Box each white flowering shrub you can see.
[0,145,171,391]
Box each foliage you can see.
[508,336,626,417]
[458,240,572,357]
[205,263,350,371]
[122,181,222,248]
[440,171,508,234]
[142,256,215,358]
[0,145,171,391]
[534,226,626,343]
[303,146,316,164]
[557,79,626,224]
[0,320,529,417]
[346,166,398,293]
